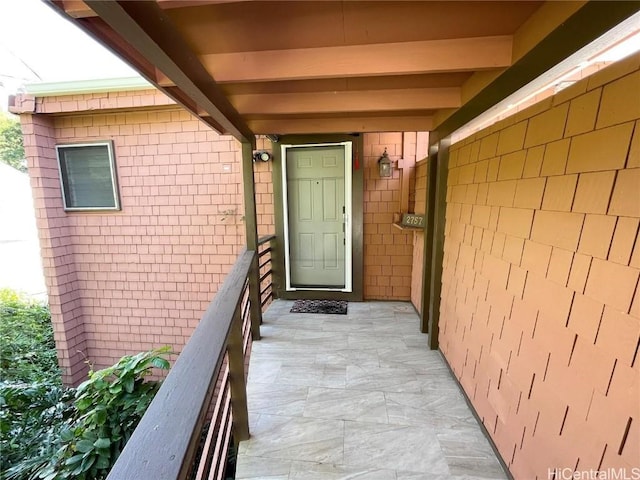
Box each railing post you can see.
[242,141,262,340]
[268,236,278,300]
[227,304,249,443]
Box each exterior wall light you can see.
[378,148,392,177]
[253,151,272,162]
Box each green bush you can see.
[0,382,75,479]
[0,289,60,383]
[0,290,172,479]
[45,348,171,479]
[2,348,171,480]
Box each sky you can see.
[0,0,139,112]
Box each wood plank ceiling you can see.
[49,1,639,145]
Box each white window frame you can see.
[55,141,121,211]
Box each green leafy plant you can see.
[1,289,66,479]
[1,382,75,480]
[0,289,60,384]
[37,347,171,480]
[0,289,172,479]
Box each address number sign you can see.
[401,213,425,228]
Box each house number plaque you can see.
[401,213,425,228]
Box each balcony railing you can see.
[258,234,276,310]
[106,236,275,479]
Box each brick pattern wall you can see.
[363,132,414,300]
[52,108,247,372]
[19,85,437,377]
[20,115,89,385]
[254,136,275,237]
[35,89,175,114]
[18,91,283,382]
[440,54,640,478]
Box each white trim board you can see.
[281,141,353,293]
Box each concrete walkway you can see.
[236,300,507,480]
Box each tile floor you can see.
[236,300,508,480]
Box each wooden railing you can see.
[258,234,276,310]
[106,240,275,479]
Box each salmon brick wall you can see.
[18,92,278,383]
[440,53,640,478]
[15,83,279,384]
[53,108,246,379]
[21,114,89,385]
[254,136,275,237]
[363,132,414,300]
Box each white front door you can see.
[282,143,352,291]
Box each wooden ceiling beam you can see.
[84,0,254,145]
[201,36,513,83]
[59,0,235,18]
[155,69,176,88]
[230,88,460,115]
[431,0,640,143]
[220,72,472,96]
[157,0,249,8]
[58,0,94,18]
[248,116,434,135]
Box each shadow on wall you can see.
[0,162,46,299]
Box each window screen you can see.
[56,142,120,210]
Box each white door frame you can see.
[281,141,353,292]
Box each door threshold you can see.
[287,287,350,292]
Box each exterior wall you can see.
[440,53,640,478]
[51,108,246,375]
[362,132,416,300]
[32,88,176,114]
[20,114,88,385]
[254,136,275,238]
[16,85,435,379]
[16,90,275,384]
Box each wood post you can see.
[227,305,249,442]
[242,141,262,340]
[420,146,438,334]
[427,139,450,350]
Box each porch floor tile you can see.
[236,300,507,480]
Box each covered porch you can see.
[237,299,506,479]
[18,1,640,479]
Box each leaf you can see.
[59,427,75,443]
[65,453,85,465]
[123,376,135,394]
[95,454,111,470]
[75,379,91,395]
[95,447,111,458]
[94,408,108,426]
[75,396,93,411]
[93,437,111,449]
[75,439,95,453]
[92,378,108,391]
[79,454,96,473]
[150,357,170,370]
[108,383,123,395]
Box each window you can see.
[56,141,120,211]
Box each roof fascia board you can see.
[78,0,255,144]
[26,77,152,97]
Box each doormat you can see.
[290,300,348,315]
